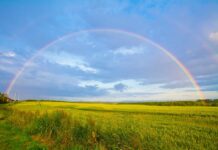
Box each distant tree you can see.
[0,92,9,103]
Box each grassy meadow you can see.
[0,101,218,149]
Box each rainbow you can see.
[6,28,205,99]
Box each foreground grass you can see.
[0,105,46,150]
[1,101,218,149]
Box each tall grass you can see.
[8,109,143,149]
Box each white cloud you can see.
[111,46,144,55]
[0,51,16,57]
[44,52,98,74]
[58,58,98,74]
[209,32,218,42]
[78,79,147,93]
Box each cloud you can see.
[160,80,192,89]
[0,51,16,57]
[209,32,218,42]
[113,83,127,92]
[111,46,144,55]
[201,85,218,92]
[78,79,138,92]
[10,71,108,99]
[44,52,98,74]
[196,73,218,88]
[14,84,108,99]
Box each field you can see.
[0,101,218,150]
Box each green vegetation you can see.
[0,105,46,150]
[120,99,218,106]
[0,92,9,103]
[0,101,218,149]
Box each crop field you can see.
[0,101,218,150]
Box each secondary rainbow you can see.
[5,28,206,100]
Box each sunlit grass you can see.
[2,101,218,149]
[12,101,218,115]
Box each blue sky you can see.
[0,0,218,101]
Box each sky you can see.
[0,0,218,101]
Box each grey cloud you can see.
[113,83,127,92]
[0,51,16,57]
[10,83,108,100]
[160,80,192,89]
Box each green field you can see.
[0,101,218,150]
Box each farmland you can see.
[0,101,218,149]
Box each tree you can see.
[0,92,9,103]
